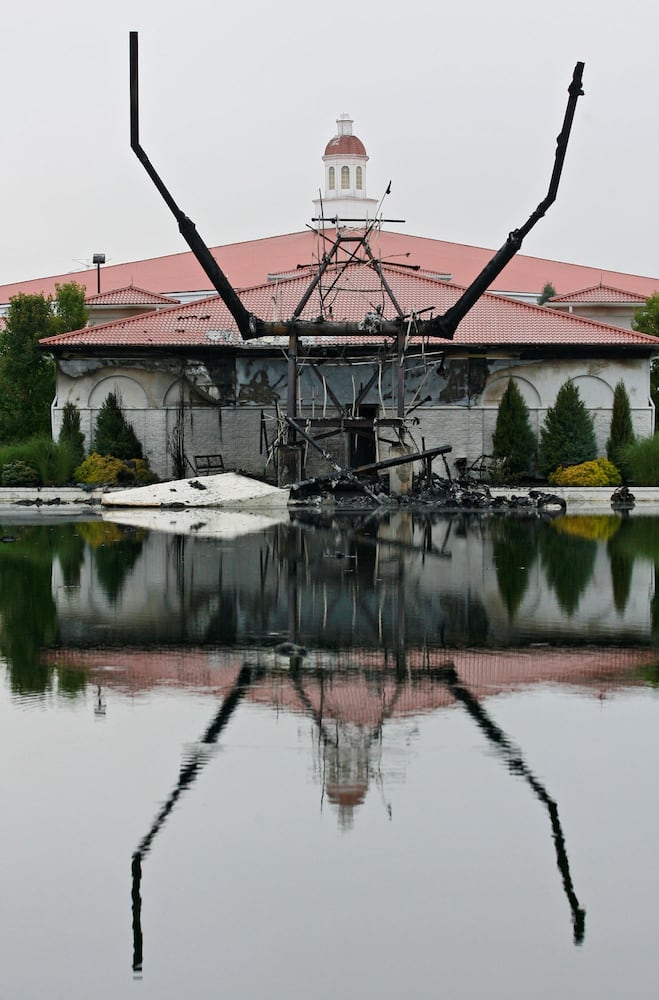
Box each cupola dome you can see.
[312,114,379,228]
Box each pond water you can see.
[2,508,659,999]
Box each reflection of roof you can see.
[325,783,368,807]
[44,645,655,719]
[4,229,659,303]
[38,263,659,352]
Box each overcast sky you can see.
[1,0,657,286]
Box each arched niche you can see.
[571,375,614,407]
[480,375,541,407]
[163,378,207,406]
[88,375,149,409]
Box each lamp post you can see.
[92,253,105,294]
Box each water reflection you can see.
[131,662,254,974]
[129,653,589,974]
[439,663,585,944]
[3,510,659,991]
[2,512,659,696]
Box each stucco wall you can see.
[51,350,654,482]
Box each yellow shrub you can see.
[548,458,622,487]
[73,452,158,487]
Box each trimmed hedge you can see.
[548,458,622,487]
[74,452,158,487]
[1,460,41,486]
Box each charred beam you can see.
[129,32,261,340]
[289,438,452,498]
[129,37,583,346]
[426,62,585,340]
[285,417,385,505]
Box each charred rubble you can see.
[290,470,567,515]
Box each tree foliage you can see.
[623,435,659,486]
[537,379,597,477]
[632,292,659,337]
[606,380,635,477]
[633,295,659,422]
[0,294,56,442]
[537,282,557,306]
[52,281,88,335]
[492,378,536,476]
[93,392,144,460]
[58,401,86,468]
[0,282,89,445]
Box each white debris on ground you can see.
[100,472,290,510]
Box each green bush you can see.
[58,402,85,469]
[538,379,597,477]
[624,435,659,486]
[1,460,40,486]
[74,452,158,487]
[492,378,536,478]
[0,435,80,486]
[606,381,635,480]
[93,392,143,460]
[548,457,622,487]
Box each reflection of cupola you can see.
[312,114,379,228]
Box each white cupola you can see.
[312,114,379,227]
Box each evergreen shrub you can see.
[1,460,40,486]
[93,392,144,460]
[538,380,597,477]
[492,378,536,478]
[606,381,635,480]
[58,402,85,469]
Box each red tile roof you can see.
[5,229,659,304]
[549,283,648,304]
[324,135,367,157]
[85,285,180,306]
[39,263,659,352]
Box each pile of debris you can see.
[291,471,567,515]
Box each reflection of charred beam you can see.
[292,511,453,561]
[436,663,585,945]
[131,854,143,973]
[130,663,254,973]
[288,664,406,748]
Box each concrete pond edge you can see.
[0,476,658,515]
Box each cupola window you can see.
[341,166,350,190]
[328,166,335,191]
[356,166,363,190]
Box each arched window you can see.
[328,166,335,191]
[341,165,350,190]
[356,166,363,190]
